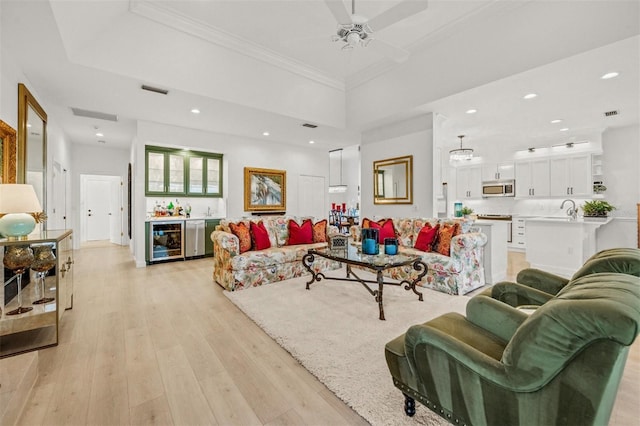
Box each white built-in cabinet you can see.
[515,158,550,197]
[456,165,482,199]
[481,162,515,181]
[549,154,592,197]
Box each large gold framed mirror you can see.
[17,83,47,221]
[373,155,413,205]
[0,120,17,183]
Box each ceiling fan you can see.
[324,0,429,62]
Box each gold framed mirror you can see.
[373,155,413,205]
[17,83,47,220]
[0,120,17,183]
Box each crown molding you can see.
[129,0,345,91]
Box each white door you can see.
[298,175,325,219]
[82,175,122,242]
[86,179,111,240]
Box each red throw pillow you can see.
[434,222,461,256]
[312,219,327,243]
[364,218,396,244]
[250,221,271,250]
[229,222,252,253]
[414,224,440,252]
[288,219,313,245]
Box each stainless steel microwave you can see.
[482,180,515,197]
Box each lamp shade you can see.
[0,184,42,213]
[0,184,42,240]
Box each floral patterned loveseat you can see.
[212,216,341,291]
[350,217,487,295]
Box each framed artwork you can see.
[0,120,17,183]
[244,167,286,212]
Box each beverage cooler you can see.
[149,220,184,263]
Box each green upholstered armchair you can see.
[385,273,640,426]
[517,247,640,296]
[484,247,640,308]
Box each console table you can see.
[1,229,73,358]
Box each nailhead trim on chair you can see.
[393,378,469,426]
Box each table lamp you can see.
[0,184,42,240]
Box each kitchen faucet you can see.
[561,199,578,220]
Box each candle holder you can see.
[361,228,379,255]
[31,243,56,304]
[3,245,35,315]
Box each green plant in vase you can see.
[460,206,474,217]
[581,200,616,217]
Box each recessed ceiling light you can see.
[523,93,538,100]
[465,109,477,114]
[559,128,569,132]
[550,119,563,124]
[191,108,200,114]
[262,131,270,136]
[601,72,619,80]
[96,132,104,137]
[308,140,315,144]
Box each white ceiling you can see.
[1,0,638,153]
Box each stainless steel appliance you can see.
[185,219,205,258]
[476,214,513,243]
[482,180,515,197]
[149,220,184,262]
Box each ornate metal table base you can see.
[302,252,427,320]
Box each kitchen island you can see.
[525,216,612,277]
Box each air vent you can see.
[302,123,318,128]
[71,107,118,122]
[604,110,619,117]
[141,84,169,95]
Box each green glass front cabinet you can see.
[145,146,223,197]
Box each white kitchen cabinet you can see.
[510,218,527,250]
[549,154,592,197]
[515,159,550,197]
[481,162,515,181]
[456,165,482,199]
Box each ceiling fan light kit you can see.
[325,0,427,61]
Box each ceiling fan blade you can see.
[324,0,353,25]
[367,0,429,32]
[368,38,410,63]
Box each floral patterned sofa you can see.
[211,216,341,291]
[350,218,487,295]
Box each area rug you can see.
[224,269,470,425]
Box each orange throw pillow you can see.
[250,221,271,251]
[363,218,396,244]
[288,219,313,245]
[312,219,327,243]
[229,222,252,253]
[434,222,460,256]
[414,224,439,252]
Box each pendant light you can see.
[449,135,474,161]
[328,149,348,193]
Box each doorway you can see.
[80,174,123,245]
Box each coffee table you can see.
[302,246,428,320]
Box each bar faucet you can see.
[561,199,578,220]
[207,206,211,217]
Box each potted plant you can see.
[460,206,474,218]
[581,200,615,218]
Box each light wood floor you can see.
[15,245,639,425]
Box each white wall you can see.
[132,120,331,266]
[70,143,130,249]
[361,114,434,219]
[0,40,74,236]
